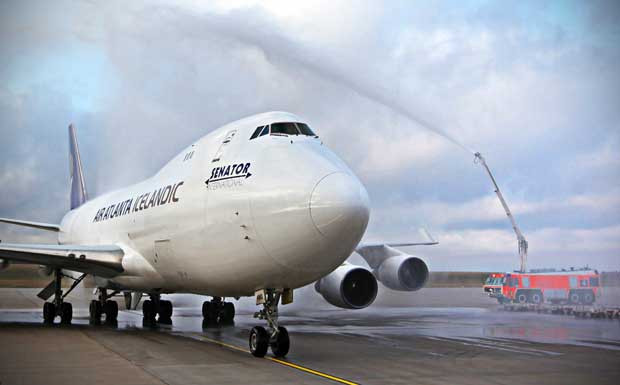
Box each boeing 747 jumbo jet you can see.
[0,112,435,357]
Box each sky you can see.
[0,0,619,272]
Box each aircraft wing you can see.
[357,240,438,249]
[0,217,60,232]
[355,230,438,269]
[0,243,124,278]
[357,228,438,251]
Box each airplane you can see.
[0,111,435,357]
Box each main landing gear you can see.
[249,289,290,358]
[42,269,86,325]
[202,297,235,327]
[89,288,119,326]
[142,293,173,327]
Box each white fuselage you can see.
[58,112,370,297]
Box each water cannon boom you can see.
[474,152,528,272]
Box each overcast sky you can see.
[1,0,618,271]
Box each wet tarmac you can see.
[1,288,619,384]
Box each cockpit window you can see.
[250,125,264,140]
[249,121,318,140]
[296,122,316,136]
[270,122,299,136]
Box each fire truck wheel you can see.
[530,291,543,304]
[583,291,594,305]
[516,291,529,304]
[569,291,581,304]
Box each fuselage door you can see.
[212,130,237,163]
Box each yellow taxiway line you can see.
[267,356,359,385]
[189,333,359,385]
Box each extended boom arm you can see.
[474,152,528,272]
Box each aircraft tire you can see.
[142,300,156,327]
[202,301,213,321]
[159,300,173,319]
[60,302,73,325]
[43,302,55,324]
[143,300,154,318]
[89,300,102,325]
[157,317,172,325]
[157,300,173,324]
[269,326,290,357]
[104,300,118,324]
[221,302,235,323]
[249,326,269,357]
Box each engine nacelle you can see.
[374,255,429,291]
[0,258,9,270]
[315,264,378,309]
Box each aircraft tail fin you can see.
[69,124,87,210]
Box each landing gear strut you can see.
[249,289,289,358]
[202,297,235,327]
[142,293,173,327]
[89,288,119,326]
[42,269,86,325]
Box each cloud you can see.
[370,189,620,228]
[575,139,620,170]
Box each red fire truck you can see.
[483,268,601,305]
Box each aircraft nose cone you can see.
[310,172,370,240]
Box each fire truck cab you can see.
[483,273,506,300]
[484,269,600,305]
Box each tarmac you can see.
[1,287,619,385]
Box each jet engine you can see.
[0,258,9,270]
[374,255,428,291]
[314,264,378,309]
[355,244,430,292]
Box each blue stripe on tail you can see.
[69,124,87,209]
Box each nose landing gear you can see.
[250,289,290,358]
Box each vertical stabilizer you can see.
[69,124,88,209]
